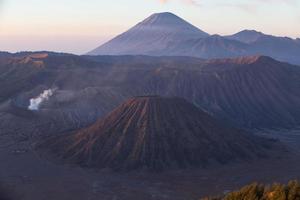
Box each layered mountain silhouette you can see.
[0,53,299,132]
[37,96,283,171]
[88,13,300,65]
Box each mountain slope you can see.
[168,35,249,58]
[88,12,209,55]
[249,35,300,64]
[115,55,300,128]
[37,96,283,171]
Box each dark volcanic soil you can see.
[37,96,283,171]
[0,129,299,200]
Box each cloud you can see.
[219,2,257,13]
[257,0,296,3]
[255,0,299,6]
[216,0,297,13]
[158,0,297,8]
[159,0,200,6]
[28,88,57,111]
[184,0,200,6]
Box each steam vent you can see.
[38,96,283,171]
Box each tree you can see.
[201,180,300,200]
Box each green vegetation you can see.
[202,180,300,200]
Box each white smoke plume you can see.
[28,88,56,111]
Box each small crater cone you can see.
[38,96,283,171]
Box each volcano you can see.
[88,12,209,56]
[38,96,283,171]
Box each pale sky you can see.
[0,0,299,54]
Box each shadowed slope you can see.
[38,96,283,171]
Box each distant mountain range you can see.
[88,12,300,65]
[1,52,299,132]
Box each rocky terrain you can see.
[0,128,299,200]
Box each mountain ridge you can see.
[0,53,299,138]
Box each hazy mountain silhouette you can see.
[226,30,265,43]
[88,13,300,65]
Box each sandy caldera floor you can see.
[0,129,299,200]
